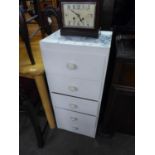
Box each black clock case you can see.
[59,0,102,38]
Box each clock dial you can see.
[62,2,96,29]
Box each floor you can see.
[20,114,135,155]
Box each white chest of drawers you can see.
[40,30,112,138]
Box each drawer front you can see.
[47,75,102,101]
[54,108,96,137]
[41,47,108,81]
[51,93,99,116]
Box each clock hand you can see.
[70,9,83,23]
[70,9,80,17]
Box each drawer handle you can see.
[70,116,78,121]
[69,104,78,109]
[66,63,77,70]
[68,86,78,92]
[72,127,79,130]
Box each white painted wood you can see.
[40,30,113,138]
[40,30,112,48]
[47,74,102,101]
[51,93,100,116]
[54,108,96,137]
[40,45,108,81]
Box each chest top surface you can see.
[41,30,113,48]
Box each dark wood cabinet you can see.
[105,85,135,135]
[101,32,135,135]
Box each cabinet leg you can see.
[34,74,56,129]
[26,100,44,148]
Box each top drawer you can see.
[40,44,109,80]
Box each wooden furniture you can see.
[39,0,58,8]
[41,6,61,35]
[101,0,135,30]
[102,31,135,135]
[19,8,56,129]
[20,0,60,37]
[20,0,46,38]
[40,30,113,137]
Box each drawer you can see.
[51,93,99,116]
[47,74,102,101]
[41,45,108,81]
[54,108,97,137]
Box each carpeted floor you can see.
[19,114,135,155]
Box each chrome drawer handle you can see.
[72,127,79,130]
[69,104,78,109]
[66,63,77,70]
[68,86,78,92]
[70,116,78,121]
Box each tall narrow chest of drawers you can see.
[40,30,113,138]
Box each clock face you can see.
[61,2,96,29]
